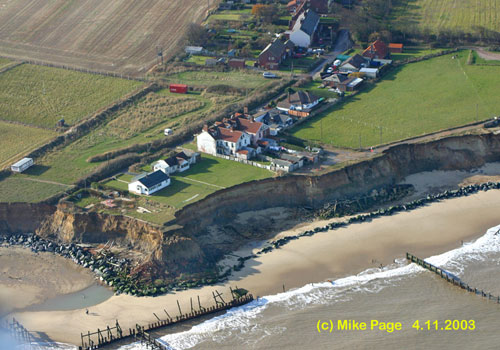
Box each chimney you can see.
[244,106,248,115]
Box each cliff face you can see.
[175,133,500,233]
[1,132,500,277]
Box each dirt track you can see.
[0,0,212,76]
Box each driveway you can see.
[310,29,353,78]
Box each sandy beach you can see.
[0,247,96,317]
[8,185,500,346]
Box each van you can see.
[164,128,173,136]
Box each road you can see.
[309,29,353,78]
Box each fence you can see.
[79,292,254,350]
[2,318,35,350]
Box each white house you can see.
[128,170,170,196]
[197,124,252,156]
[11,158,33,173]
[153,150,199,175]
[289,10,320,48]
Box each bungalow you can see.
[258,38,287,70]
[323,74,363,91]
[290,9,320,48]
[388,43,404,53]
[271,157,303,172]
[362,40,389,59]
[255,109,294,135]
[153,150,199,175]
[277,91,321,114]
[339,54,367,73]
[128,171,170,196]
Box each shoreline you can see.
[9,187,500,346]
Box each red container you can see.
[169,84,188,94]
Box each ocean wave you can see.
[150,223,500,350]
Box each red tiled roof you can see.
[362,39,388,59]
[389,43,403,49]
[236,150,249,155]
[236,117,263,135]
[217,127,243,143]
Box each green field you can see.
[393,0,500,33]
[0,176,71,203]
[390,47,445,61]
[0,57,12,69]
[292,51,500,148]
[14,89,243,185]
[105,149,273,209]
[164,70,272,89]
[0,121,57,169]
[0,64,143,128]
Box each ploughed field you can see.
[0,0,208,75]
[292,51,500,148]
[393,0,500,33]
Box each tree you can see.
[185,23,208,46]
[251,4,279,24]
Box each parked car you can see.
[484,117,500,128]
[263,72,278,79]
[164,128,173,136]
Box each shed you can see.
[185,46,204,55]
[228,58,246,69]
[359,68,379,78]
[388,43,404,53]
[170,84,188,94]
[11,158,33,173]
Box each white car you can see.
[262,72,278,79]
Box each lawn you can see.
[105,150,273,209]
[281,56,322,73]
[0,64,143,128]
[392,0,500,33]
[0,121,57,169]
[0,176,71,203]
[291,51,500,149]
[163,70,272,89]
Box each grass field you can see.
[14,89,243,185]
[0,176,71,203]
[0,121,57,169]
[0,57,11,69]
[291,51,500,148]
[0,64,142,128]
[390,47,444,61]
[163,70,273,89]
[105,149,273,209]
[393,0,500,33]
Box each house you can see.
[309,0,329,13]
[197,124,252,156]
[128,171,170,196]
[11,158,33,173]
[271,158,301,172]
[339,54,367,73]
[290,9,320,48]
[323,74,363,91]
[280,153,305,168]
[153,150,199,175]
[228,58,246,69]
[277,91,321,114]
[223,114,269,146]
[255,109,294,135]
[362,40,389,59]
[185,46,204,55]
[388,43,404,53]
[258,38,288,70]
[359,67,379,78]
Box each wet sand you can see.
[9,187,500,346]
[0,247,96,316]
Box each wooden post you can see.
[164,309,171,319]
[153,313,161,321]
[177,300,182,316]
[190,297,194,313]
[198,295,202,311]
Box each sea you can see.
[14,223,500,350]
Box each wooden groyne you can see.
[406,253,500,302]
[2,318,35,350]
[79,292,254,350]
